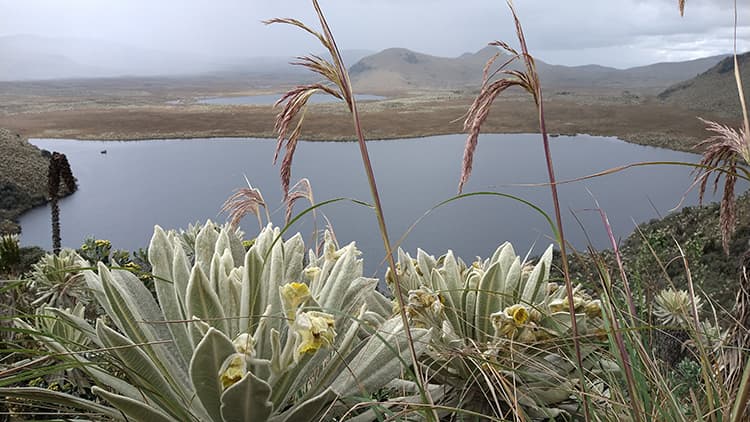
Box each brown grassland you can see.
[0,78,737,153]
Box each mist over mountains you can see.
[0,35,221,80]
[0,35,377,81]
[0,34,729,93]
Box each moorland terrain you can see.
[0,46,743,151]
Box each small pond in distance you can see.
[19,134,733,277]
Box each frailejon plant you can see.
[651,288,723,365]
[47,152,76,255]
[0,233,21,275]
[388,243,615,419]
[26,248,90,310]
[4,221,431,421]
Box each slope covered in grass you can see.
[0,128,51,235]
[658,52,750,118]
[565,191,750,317]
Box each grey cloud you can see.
[0,0,746,69]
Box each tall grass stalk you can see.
[593,205,643,418]
[461,1,592,418]
[265,1,435,415]
[680,0,750,416]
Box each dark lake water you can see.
[19,134,729,277]
[196,94,385,105]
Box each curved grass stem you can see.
[317,14,438,421]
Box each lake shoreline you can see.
[18,135,724,267]
[0,95,739,154]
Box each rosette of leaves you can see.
[4,221,431,421]
[0,233,21,275]
[26,248,91,310]
[652,288,724,366]
[389,243,615,420]
[77,238,112,265]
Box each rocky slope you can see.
[658,52,750,117]
[0,129,51,235]
[564,191,750,319]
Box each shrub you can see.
[4,221,432,421]
[390,243,616,419]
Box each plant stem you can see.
[536,96,593,422]
[311,0,435,415]
[349,78,437,422]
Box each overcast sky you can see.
[1,0,749,69]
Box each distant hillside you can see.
[538,55,726,89]
[658,52,750,117]
[350,47,725,91]
[350,47,499,91]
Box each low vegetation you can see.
[564,192,750,318]
[659,52,750,118]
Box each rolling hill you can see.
[658,52,750,117]
[349,46,726,92]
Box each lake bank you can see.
[0,129,53,235]
[18,134,736,278]
[0,94,738,153]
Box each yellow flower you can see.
[124,262,141,271]
[573,296,586,311]
[219,354,246,389]
[407,287,443,314]
[280,282,311,320]
[492,305,533,340]
[232,333,255,356]
[325,242,344,261]
[405,286,444,328]
[95,239,111,248]
[293,311,336,362]
[506,304,529,325]
[303,266,321,281]
[584,300,602,318]
[491,311,515,338]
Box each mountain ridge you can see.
[658,52,750,117]
[349,46,728,91]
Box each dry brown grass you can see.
[0,97,734,152]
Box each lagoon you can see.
[19,134,725,277]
